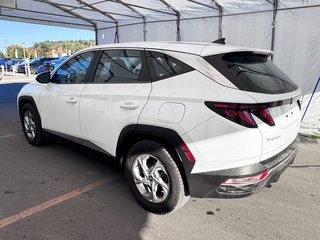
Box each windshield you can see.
[30,58,39,64]
[204,52,298,94]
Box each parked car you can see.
[8,59,24,71]
[17,42,301,214]
[38,55,70,73]
[17,57,57,74]
[0,58,7,66]
[36,64,45,74]
[44,55,70,71]
[0,58,11,70]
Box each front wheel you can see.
[125,140,188,214]
[30,67,37,75]
[21,103,46,146]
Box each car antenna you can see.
[212,38,225,44]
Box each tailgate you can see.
[250,93,301,161]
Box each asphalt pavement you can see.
[0,81,319,240]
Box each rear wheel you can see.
[21,103,46,146]
[30,67,37,75]
[125,140,188,214]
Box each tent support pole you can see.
[159,0,180,41]
[214,0,223,39]
[76,0,119,43]
[271,0,278,60]
[302,76,320,121]
[114,24,119,43]
[112,0,147,41]
[143,17,147,41]
[95,26,98,45]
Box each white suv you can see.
[18,42,301,214]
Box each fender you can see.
[116,124,195,195]
[18,96,41,122]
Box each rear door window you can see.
[93,49,148,84]
[204,52,298,94]
[146,51,194,81]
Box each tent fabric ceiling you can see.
[0,1,262,31]
[1,1,319,39]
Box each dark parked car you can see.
[0,58,6,66]
[17,57,57,74]
[8,59,24,71]
[38,55,70,73]
[0,58,11,70]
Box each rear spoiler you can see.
[212,38,226,45]
[252,50,273,57]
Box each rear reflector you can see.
[223,171,269,185]
[205,101,276,128]
[180,141,195,161]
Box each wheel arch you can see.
[116,124,194,196]
[18,96,41,123]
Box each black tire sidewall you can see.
[125,140,183,214]
[31,67,36,74]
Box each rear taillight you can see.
[205,102,275,128]
[252,108,275,126]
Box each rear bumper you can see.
[188,137,299,198]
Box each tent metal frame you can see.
[98,1,175,16]
[1,0,320,44]
[0,14,93,29]
[34,0,99,33]
[187,0,218,10]
[101,0,147,41]
[159,0,180,41]
[76,0,119,43]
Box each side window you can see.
[93,49,148,84]
[52,51,94,84]
[146,51,194,81]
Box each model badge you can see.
[267,135,281,141]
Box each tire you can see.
[21,103,46,146]
[30,67,37,75]
[125,140,188,214]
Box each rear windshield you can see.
[204,52,298,94]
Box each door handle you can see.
[120,102,139,110]
[65,97,78,104]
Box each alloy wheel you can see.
[132,154,170,203]
[24,111,36,139]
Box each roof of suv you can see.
[84,41,271,56]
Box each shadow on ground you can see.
[0,124,148,240]
[0,81,148,239]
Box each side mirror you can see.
[36,71,50,83]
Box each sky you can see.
[0,20,95,52]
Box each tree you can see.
[7,45,24,58]
[32,39,95,56]
[0,50,5,58]
[5,40,95,58]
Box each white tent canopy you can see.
[1,0,319,134]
